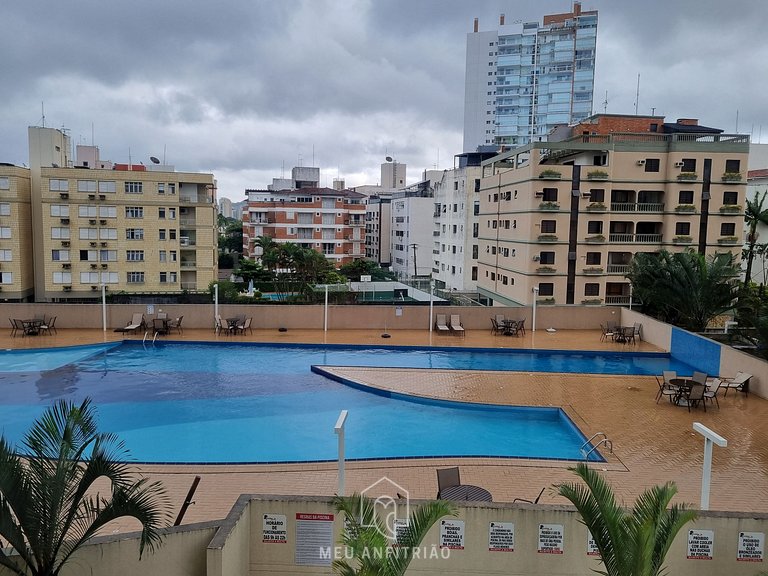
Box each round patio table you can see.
[439,485,493,502]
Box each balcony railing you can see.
[605,295,631,305]
[607,264,630,275]
[608,233,662,243]
[180,282,197,290]
[610,202,665,212]
[180,261,197,268]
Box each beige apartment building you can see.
[22,126,217,302]
[0,165,34,300]
[476,115,750,307]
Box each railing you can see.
[607,264,630,275]
[610,202,664,212]
[608,233,662,243]
[180,261,196,268]
[179,218,198,227]
[605,295,631,305]
[180,282,197,290]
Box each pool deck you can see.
[1,327,766,533]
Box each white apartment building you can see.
[390,173,441,279]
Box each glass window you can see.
[51,227,71,239]
[99,206,117,218]
[0,249,12,261]
[79,205,98,217]
[725,159,741,173]
[587,221,602,234]
[49,179,68,191]
[127,272,145,283]
[540,220,556,233]
[79,228,97,240]
[589,189,604,202]
[159,229,166,240]
[721,223,736,236]
[50,204,69,217]
[125,182,143,194]
[538,282,554,296]
[0,272,13,284]
[98,181,116,193]
[126,250,145,262]
[681,158,696,173]
[644,159,660,172]
[51,249,70,261]
[99,228,117,240]
[77,180,97,193]
[723,191,738,205]
[125,206,144,218]
[542,188,558,202]
[539,251,555,265]
[584,283,600,296]
[586,252,601,265]
[126,228,144,240]
[52,272,71,284]
[79,250,97,261]
[0,177,10,190]
[679,190,694,204]
[158,208,166,219]
[675,222,691,235]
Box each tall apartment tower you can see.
[463,2,598,152]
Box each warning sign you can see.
[489,522,515,552]
[262,513,287,543]
[587,531,600,556]
[439,519,465,550]
[687,529,714,560]
[393,519,410,545]
[737,532,765,562]
[538,524,564,554]
[295,513,334,565]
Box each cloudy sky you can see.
[2,1,766,201]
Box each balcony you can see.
[719,205,742,214]
[582,267,603,275]
[179,218,197,227]
[586,170,609,181]
[677,172,698,181]
[538,169,562,180]
[585,235,606,243]
[610,202,664,212]
[608,233,662,243]
[538,202,560,211]
[536,266,557,274]
[721,172,743,182]
[717,236,740,245]
[180,261,197,268]
[605,295,631,305]
[537,234,558,242]
[180,282,197,290]
[585,202,607,212]
[606,264,630,275]
[673,236,693,244]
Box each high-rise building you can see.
[463,2,598,152]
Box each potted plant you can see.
[585,234,605,243]
[677,172,697,181]
[673,235,693,244]
[581,298,603,305]
[674,204,696,212]
[537,297,556,305]
[539,169,562,179]
[538,201,560,210]
[586,202,607,211]
[717,236,739,244]
[722,172,742,182]
[583,267,603,274]
[586,169,609,180]
[537,234,558,242]
[719,204,741,213]
[536,265,557,273]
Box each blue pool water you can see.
[0,342,697,463]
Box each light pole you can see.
[409,243,418,278]
[532,286,539,333]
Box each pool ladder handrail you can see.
[142,330,160,345]
[581,432,613,459]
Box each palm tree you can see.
[744,190,768,290]
[557,463,697,576]
[0,399,169,576]
[332,494,456,576]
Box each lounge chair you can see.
[436,467,460,499]
[449,315,465,337]
[722,372,751,396]
[703,378,722,408]
[435,314,450,333]
[124,313,145,333]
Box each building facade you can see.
[0,165,34,300]
[242,187,366,266]
[463,2,597,152]
[475,115,749,307]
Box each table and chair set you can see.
[436,467,493,502]
[490,315,526,337]
[655,370,752,412]
[215,314,253,336]
[600,321,640,344]
[9,315,57,337]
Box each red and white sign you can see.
[295,512,334,566]
[738,532,765,562]
[687,529,714,560]
[489,522,515,552]
[262,513,287,543]
[439,519,465,550]
[538,524,564,554]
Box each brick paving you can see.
[2,326,766,533]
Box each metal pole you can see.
[214,283,219,326]
[693,422,727,511]
[334,410,348,496]
[101,284,107,332]
[629,284,633,310]
[324,285,329,333]
[429,277,434,334]
[532,287,539,333]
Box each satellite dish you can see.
[150,156,160,164]
[385,156,393,162]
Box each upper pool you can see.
[0,342,696,463]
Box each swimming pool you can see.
[0,342,696,463]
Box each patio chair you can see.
[168,316,184,334]
[722,372,751,396]
[449,315,465,337]
[513,487,545,504]
[435,314,450,333]
[39,316,57,335]
[685,383,706,412]
[703,378,722,408]
[691,371,708,386]
[436,467,461,498]
[215,314,233,335]
[490,317,501,335]
[655,375,677,404]
[600,323,614,342]
[124,313,145,333]
[9,318,19,338]
[236,317,252,335]
[516,318,526,336]
[504,319,521,336]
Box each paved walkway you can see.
[2,327,765,534]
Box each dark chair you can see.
[168,316,184,334]
[490,317,500,335]
[600,323,614,342]
[9,318,18,337]
[513,487,545,504]
[516,318,526,336]
[39,316,57,335]
[655,375,677,404]
[685,383,706,412]
[703,379,721,408]
[236,317,252,335]
[436,467,461,498]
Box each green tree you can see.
[0,399,169,576]
[744,190,768,290]
[332,494,456,576]
[627,250,738,331]
[218,219,243,255]
[557,463,696,576]
[339,259,395,282]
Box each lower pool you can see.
[0,341,694,463]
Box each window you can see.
[50,204,69,217]
[471,266,478,281]
[159,229,166,240]
[170,271,177,283]
[99,206,117,218]
[80,272,100,284]
[540,220,556,233]
[52,272,71,284]
[127,272,145,283]
[157,183,165,194]
[126,250,144,262]
[472,245,478,259]
[168,207,176,220]
[160,272,167,283]
[125,182,143,194]
[79,228,97,240]
[99,228,117,240]
[0,177,9,190]
[77,180,97,193]
[0,249,12,261]
[589,189,604,202]
[125,206,144,218]
[51,249,69,261]
[542,188,558,202]
[720,223,736,236]
[98,181,115,193]
[538,283,554,296]
[51,227,71,239]
[644,159,660,172]
[679,190,694,204]
[159,250,167,262]
[169,229,177,240]
[0,272,12,284]
[170,250,177,262]
[539,251,555,265]
[79,250,97,261]
[100,250,117,261]
[168,183,176,195]
[473,201,480,215]
[681,158,696,172]
[158,208,166,219]
[126,228,144,240]
[725,159,741,173]
[586,252,601,265]
[675,222,691,235]
[587,221,603,234]
[79,205,97,217]
[723,191,738,205]
[584,283,600,296]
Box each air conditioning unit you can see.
[63,286,72,291]
[98,194,106,200]
[61,240,70,247]
[89,242,97,247]
[60,218,70,224]
[91,285,98,290]
[636,159,646,166]
[674,162,684,168]
[101,264,108,269]
[581,192,591,198]
[90,264,97,269]
[534,191,544,197]
[59,192,69,199]
[89,219,96,224]
[62,263,71,269]
[100,219,107,225]
[100,242,108,247]
[88,194,96,199]
[180,237,190,246]
[532,255,541,261]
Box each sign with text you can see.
[587,531,600,556]
[538,524,564,554]
[295,513,334,565]
[262,513,287,543]
[488,522,515,552]
[439,519,465,550]
[393,518,410,545]
[687,529,714,560]
[738,532,765,562]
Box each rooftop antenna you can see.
[91,122,94,146]
[602,90,608,114]
[735,109,739,133]
[312,144,315,167]
[128,147,132,171]
[163,144,167,165]
[634,74,640,115]
[41,101,46,127]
